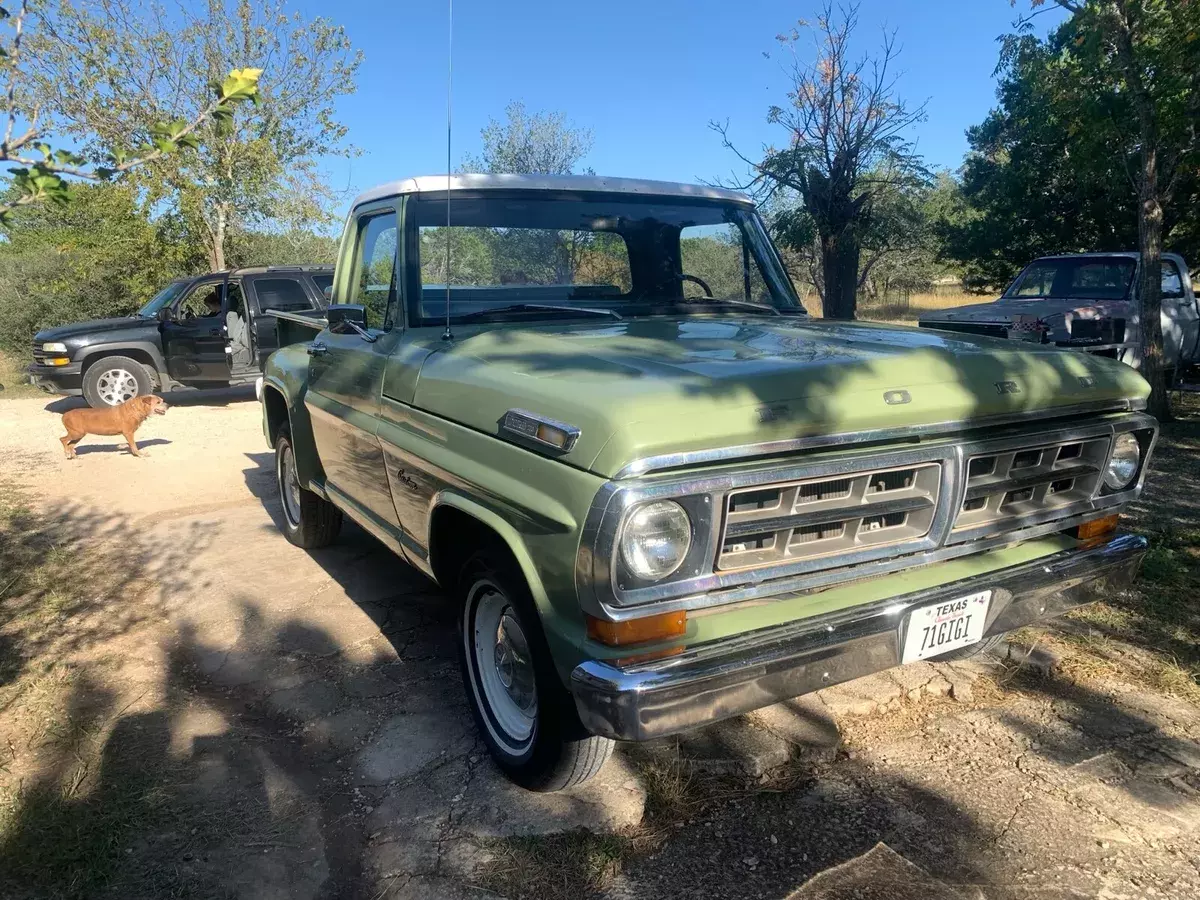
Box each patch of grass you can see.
[0,758,170,899]
[478,830,636,899]
[0,351,40,398]
[803,290,983,322]
[0,486,177,899]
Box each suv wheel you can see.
[457,548,614,792]
[83,355,152,408]
[275,425,342,548]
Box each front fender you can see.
[79,340,169,380]
[262,344,326,489]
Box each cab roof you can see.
[352,174,753,209]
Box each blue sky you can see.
[298,0,1064,198]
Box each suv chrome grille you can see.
[718,464,942,571]
[31,339,47,363]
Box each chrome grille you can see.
[718,463,942,571]
[952,436,1111,536]
[31,339,47,364]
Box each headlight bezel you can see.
[1102,431,1144,491]
[41,342,69,354]
[618,499,694,584]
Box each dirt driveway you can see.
[1,389,1198,900]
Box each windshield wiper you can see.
[457,303,623,322]
[681,298,782,316]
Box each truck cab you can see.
[30,265,332,407]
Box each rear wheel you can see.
[275,425,342,548]
[457,547,613,791]
[83,355,152,408]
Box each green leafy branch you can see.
[1,0,262,226]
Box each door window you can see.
[1161,260,1185,299]
[178,283,223,319]
[352,212,398,329]
[254,278,313,313]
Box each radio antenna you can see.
[441,0,454,342]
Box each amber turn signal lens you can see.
[46,357,70,366]
[586,610,687,647]
[1076,514,1120,543]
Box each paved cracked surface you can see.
[3,390,1199,899]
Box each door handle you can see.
[307,341,328,357]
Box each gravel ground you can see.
[1,388,1198,900]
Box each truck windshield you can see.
[409,193,804,326]
[1004,257,1137,301]
[136,280,190,317]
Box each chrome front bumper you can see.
[570,533,1147,742]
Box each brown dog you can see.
[60,395,169,459]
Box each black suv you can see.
[30,265,332,407]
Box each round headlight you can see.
[1104,433,1141,490]
[619,500,692,582]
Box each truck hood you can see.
[919,297,1133,324]
[412,317,1150,478]
[35,316,157,344]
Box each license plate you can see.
[901,591,992,663]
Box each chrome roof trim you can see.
[613,399,1144,479]
[352,174,753,209]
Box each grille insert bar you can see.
[718,464,941,571]
[954,436,1111,534]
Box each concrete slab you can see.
[355,712,474,784]
[455,753,646,839]
[786,842,970,900]
[637,717,792,777]
[747,695,841,760]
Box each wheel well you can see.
[262,386,289,445]
[429,506,513,591]
[81,348,161,386]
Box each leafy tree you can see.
[715,2,927,319]
[461,101,593,176]
[987,0,1200,418]
[766,172,948,307]
[0,0,260,226]
[0,181,187,350]
[24,0,360,269]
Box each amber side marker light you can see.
[1074,514,1120,545]
[586,610,687,648]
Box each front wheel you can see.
[83,355,152,408]
[457,549,614,791]
[275,425,342,548]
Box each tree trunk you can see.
[208,204,229,271]
[821,232,860,320]
[1136,147,1170,420]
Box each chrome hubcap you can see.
[280,445,302,526]
[96,368,138,406]
[471,585,537,748]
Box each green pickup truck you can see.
[260,174,1157,792]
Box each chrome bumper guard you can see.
[570,533,1147,742]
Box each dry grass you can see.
[0,485,172,899]
[802,291,984,322]
[0,351,40,398]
